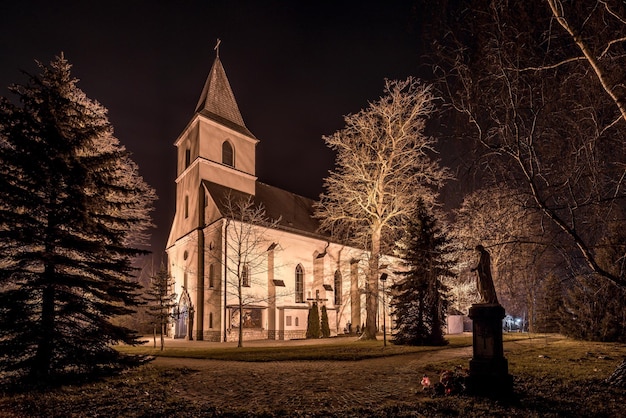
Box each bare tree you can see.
[315,78,452,339]
[452,186,562,331]
[432,0,626,289]
[211,194,281,348]
[545,0,626,123]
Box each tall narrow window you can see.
[209,264,214,288]
[295,264,304,303]
[209,312,213,329]
[242,263,250,287]
[222,141,234,167]
[334,270,342,305]
[185,147,191,169]
[184,195,189,218]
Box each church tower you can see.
[166,49,258,340]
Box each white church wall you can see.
[201,222,224,341]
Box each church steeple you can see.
[194,48,255,139]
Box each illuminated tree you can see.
[144,266,177,351]
[452,186,561,330]
[315,78,451,339]
[0,55,155,386]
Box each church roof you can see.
[195,57,256,139]
[203,180,324,238]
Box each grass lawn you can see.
[115,333,483,361]
[2,334,625,417]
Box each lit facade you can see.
[166,54,395,341]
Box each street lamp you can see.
[380,272,388,347]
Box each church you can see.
[166,52,397,342]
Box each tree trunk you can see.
[160,322,165,351]
[238,285,244,348]
[32,281,55,380]
[363,227,381,340]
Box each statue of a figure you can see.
[471,245,499,304]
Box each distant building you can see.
[166,53,396,342]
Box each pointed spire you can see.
[194,41,254,138]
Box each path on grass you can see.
[148,337,548,414]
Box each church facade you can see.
[166,54,396,342]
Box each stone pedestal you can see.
[467,303,513,396]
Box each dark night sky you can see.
[0,1,444,260]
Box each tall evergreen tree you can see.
[0,55,155,386]
[306,303,320,339]
[144,267,177,351]
[320,305,331,338]
[390,200,454,346]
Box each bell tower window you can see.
[185,147,191,169]
[222,141,234,167]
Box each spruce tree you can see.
[0,55,155,387]
[144,267,177,351]
[306,303,320,339]
[320,305,331,338]
[390,199,454,346]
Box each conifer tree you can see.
[390,200,454,346]
[306,303,320,339]
[320,305,331,338]
[144,267,177,351]
[0,55,155,386]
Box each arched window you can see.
[184,147,191,169]
[222,141,234,167]
[209,264,215,288]
[295,264,304,303]
[242,263,250,287]
[334,270,342,305]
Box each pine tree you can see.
[0,55,155,387]
[320,305,331,338]
[390,200,454,346]
[144,267,177,351]
[306,303,320,339]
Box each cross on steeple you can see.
[214,38,221,58]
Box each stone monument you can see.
[467,245,513,396]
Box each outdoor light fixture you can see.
[380,273,388,347]
[267,242,278,251]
